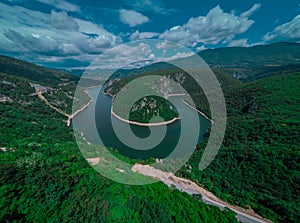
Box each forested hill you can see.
[0,56,238,222]
[198,42,300,81]
[178,72,300,222]
[0,55,79,86]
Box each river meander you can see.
[72,87,211,159]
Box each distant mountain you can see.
[199,42,300,66]
[40,42,300,83]
[0,55,79,86]
[198,42,300,81]
[104,42,300,83]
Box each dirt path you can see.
[132,164,273,223]
[37,91,69,117]
[37,90,91,126]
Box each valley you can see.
[1,42,300,223]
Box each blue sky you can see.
[0,0,300,69]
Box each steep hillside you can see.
[178,72,300,222]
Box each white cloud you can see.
[130,30,159,41]
[7,0,24,2]
[0,2,121,64]
[36,0,80,12]
[156,41,171,50]
[240,3,261,18]
[162,52,194,61]
[50,10,79,31]
[196,46,207,52]
[123,0,176,15]
[263,15,300,42]
[229,39,249,47]
[119,9,149,27]
[94,43,153,69]
[90,41,195,70]
[3,29,69,54]
[159,5,258,47]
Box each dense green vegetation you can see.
[42,88,72,114]
[177,73,300,222]
[104,68,186,123]
[0,56,238,222]
[129,95,178,123]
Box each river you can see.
[72,87,211,159]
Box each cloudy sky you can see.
[0,0,300,70]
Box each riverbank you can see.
[181,99,213,123]
[105,89,212,126]
[110,108,180,126]
[105,90,181,127]
[67,85,103,126]
[67,99,93,127]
